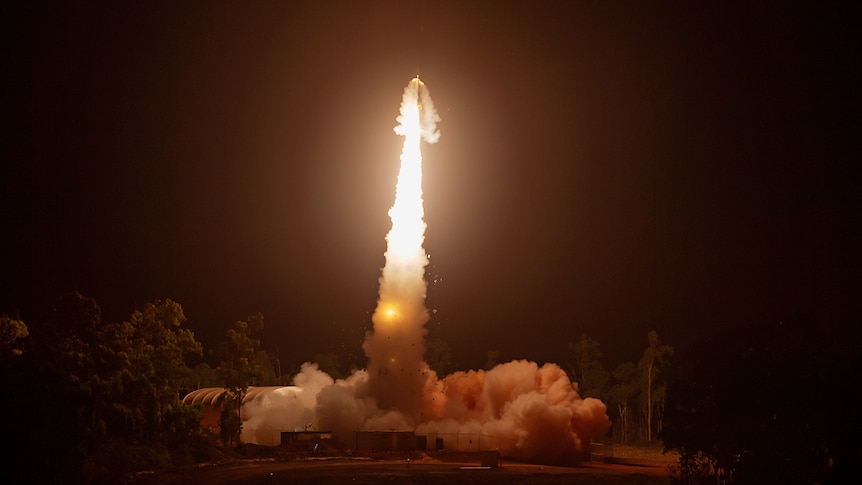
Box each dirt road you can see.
[133,454,672,484]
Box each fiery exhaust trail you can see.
[230,78,611,464]
[363,77,441,416]
[386,77,430,260]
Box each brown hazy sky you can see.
[2,1,860,368]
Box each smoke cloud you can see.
[239,79,610,464]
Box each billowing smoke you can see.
[240,78,610,463]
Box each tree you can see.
[606,361,638,443]
[662,315,858,483]
[0,303,90,483]
[188,362,219,389]
[119,299,203,441]
[253,350,280,385]
[216,313,265,447]
[37,292,111,468]
[218,397,243,448]
[2,293,212,483]
[567,334,609,399]
[314,352,344,380]
[0,314,29,360]
[638,330,673,442]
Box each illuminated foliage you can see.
[0,314,28,359]
[2,293,210,483]
[118,299,203,441]
[216,313,265,447]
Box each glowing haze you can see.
[239,78,611,464]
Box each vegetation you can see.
[567,333,609,399]
[661,316,858,484]
[0,293,280,483]
[215,313,265,447]
[2,291,857,484]
[566,330,673,444]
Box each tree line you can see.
[0,292,269,483]
[661,315,858,484]
[2,292,857,484]
[564,330,673,445]
[561,316,858,484]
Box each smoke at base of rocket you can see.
[199,78,611,464]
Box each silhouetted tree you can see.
[218,395,243,448]
[662,316,858,484]
[638,330,673,442]
[216,313,265,446]
[253,350,280,385]
[2,293,212,483]
[314,351,344,379]
[188,362,219,389]
[607,361,638,443]
[28,292,112,479]
[567,334,609,399]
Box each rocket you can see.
[412,75,423,111]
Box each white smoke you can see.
[394,78,441,144]
[237,78,610,463]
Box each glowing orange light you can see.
[370,77,439,335]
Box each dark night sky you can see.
[2,1,860,369]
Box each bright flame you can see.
[205,78,613,465]
[387,77,429,260]
[363,77,441,413]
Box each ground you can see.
[131,445,677,484]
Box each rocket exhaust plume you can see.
[226,78,611,464]
[362,76,440,417]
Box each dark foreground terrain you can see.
[132,448,675,484]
